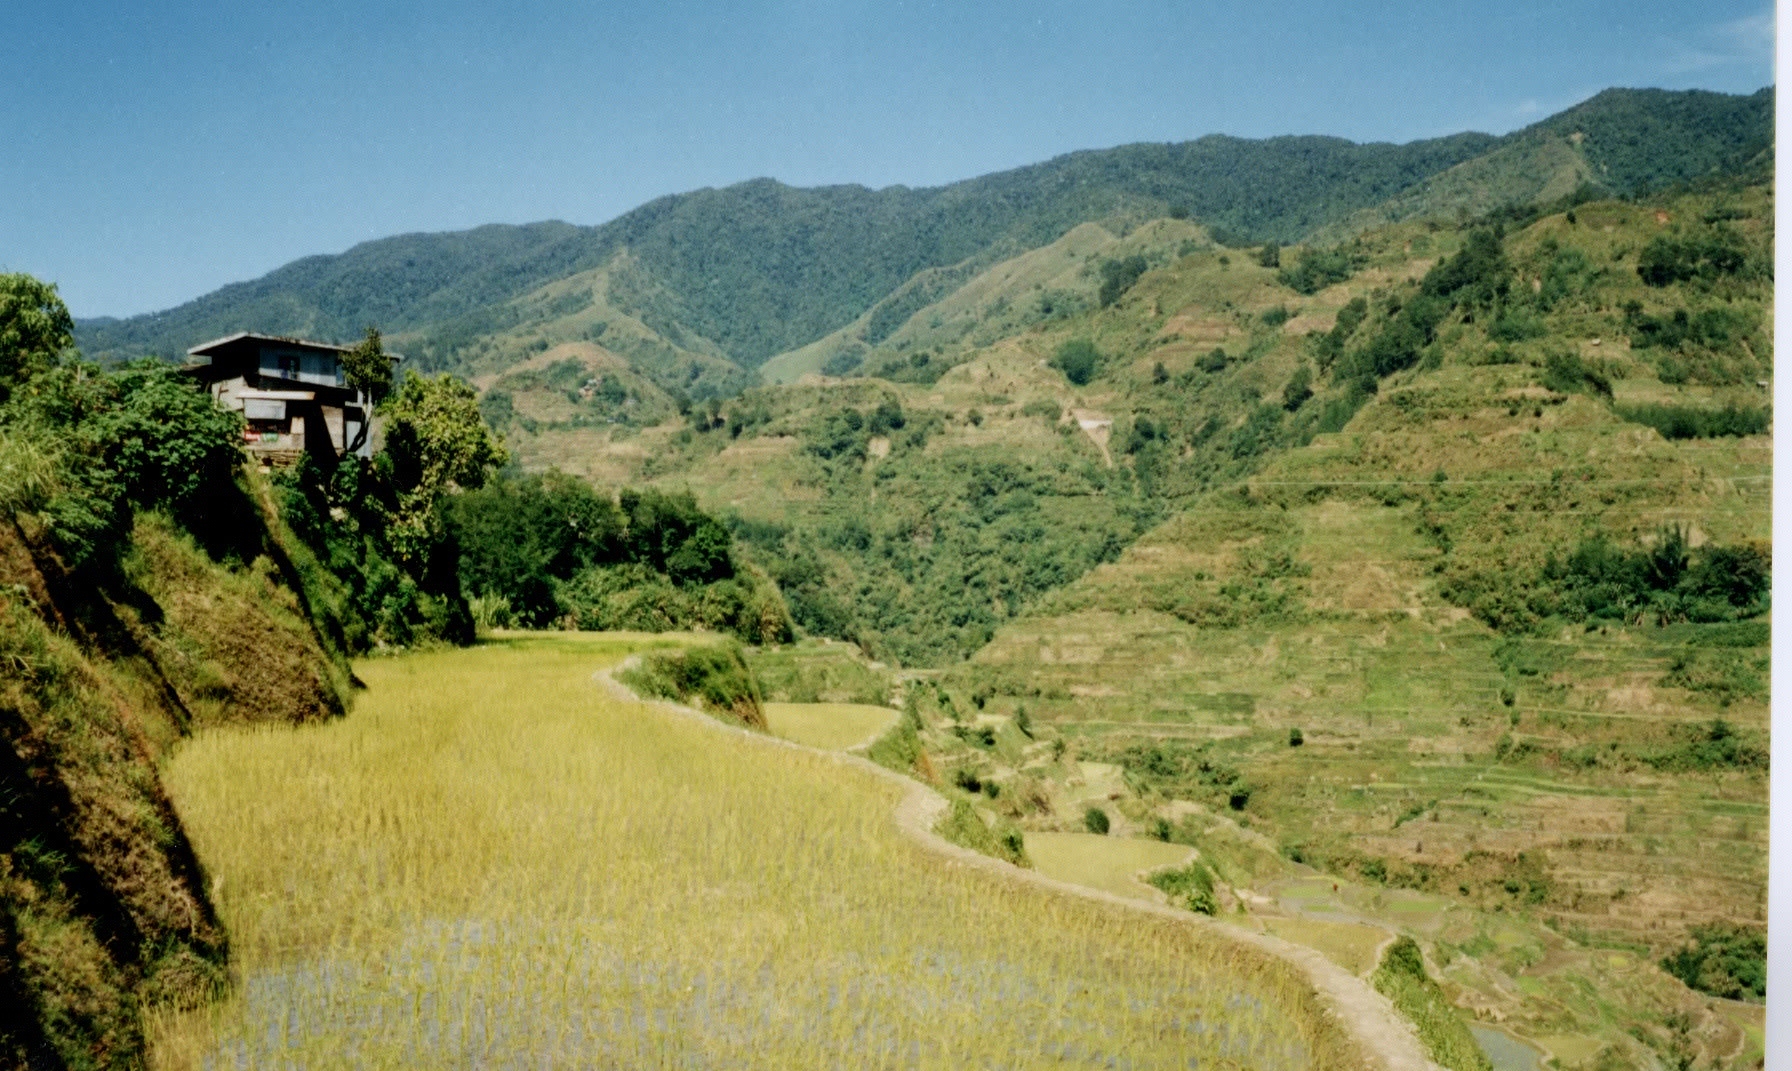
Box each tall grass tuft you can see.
[1371,937,1491,1071]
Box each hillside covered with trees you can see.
[78,87,1769,396]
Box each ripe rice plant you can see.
[151,633,1356,1069]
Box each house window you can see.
[246,418,288,443]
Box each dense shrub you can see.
[1281,365,1313,411]
[1542,529,1767,624]
[621,488,734,585]
[1334,229,1511,390]
[1097,255,1149,307]
[1372,938,1492,1071]
[447,476,790,643]
[820,349,863,377]
[4,358,246,568]
[1148,859,1217,914]
[554,567,791,645]
[1615,402,1769,439]
[1625,302,1759,355]
[1648,719,1766,772]
[1660,923,1765,1001]
[1052,339,1100,386]
[1444,529,1769,631]
[1422,228,1511,308]
[447,472,623,624]
[1636,228,1750,286]
[935,798,1029,866]
[1539,350,1611,397]
[1309,296,1367,371]
[1530,242,1600,311]
[276,452,472,649]
[1103,740,1253,813]
[866,711,927,776]
[618,641,766,728]
[1277,247,1359,295]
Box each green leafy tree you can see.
[1660,923,1765,1001]
[618,488,734,585]
[1098,255,1149,306]
[1278,247,1359,294]
[1053,339,1099,386]
[378,370,509,563]
[94,361,244,512]
[1282,365,1313,411]
[341,325,394,400]
[1420,228,1509,308]
[0,273,74,400]
[446,472,623,625]
[2,353,244,564]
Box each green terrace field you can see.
[151,634,1365,1070]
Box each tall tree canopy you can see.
[0,273,74,399]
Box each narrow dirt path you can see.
[598,659,1441,1071]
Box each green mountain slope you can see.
[79,221,598,361]
[1535,86,1774,191]
[67,87,1764,1069]
[1310,87,1774,244]
[77,88,1768,397]
[925,180,1770,1068]
[512,164,1772,1067]
[759,218,1214,383]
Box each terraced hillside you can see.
[912,184,1771,1068]
[516,171,1772,1070]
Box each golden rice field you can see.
[150,633,1359,1069]
[763,701,899,751]
[1025,832,1196,904]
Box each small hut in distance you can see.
[183,333,394,465]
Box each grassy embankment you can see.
[152,634,1357,1069]
[1,486,354,1065]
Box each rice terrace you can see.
[0,15,1775,1071]
[148,634,1370,1069]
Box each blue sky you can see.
[0,1,1773,318]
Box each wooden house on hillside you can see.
[183,333,393,465]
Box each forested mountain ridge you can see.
[78,87,1769,389]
